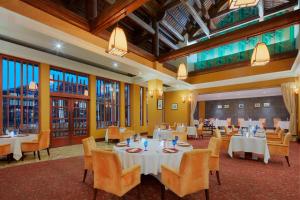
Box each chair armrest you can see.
[161,164,180,178]
[267,143,288,147]
[22,141,39,145]
[122,164,141,177]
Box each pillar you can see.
[120,82,125,127]
[39,63,50,131]
[89,75,96,138]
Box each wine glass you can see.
[126,138,130,147]
[172,139,176,149]
[143,140,148,151]
[175,136,179,142]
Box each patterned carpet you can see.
[0,139,299,200]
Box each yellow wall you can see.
[198,101,205,121]
[298,75,300,136]
[39,63,50,131]
[164,90,190,126]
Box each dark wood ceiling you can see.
[21,0,298,62]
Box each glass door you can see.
[50,97,88,147]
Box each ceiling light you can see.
[113,62,118,68]
[177,63,188,80]
[107,26,128,57]
[229,0,260,9]
[251,42,270,66]
[54,42,63,50]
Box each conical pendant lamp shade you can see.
[251,42,270,66]
[107,26,128,57]
[177,63,188,80]
[229,0,260,9]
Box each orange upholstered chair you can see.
[107,126,122,142]
[259,118,266,128]
[161,149,210,200]
[197,123,204,139]
[208,137,222,185]
[0,144,12,163]
[92,149,141,200]
[82,136,97,183]
[268,132,292,166]
[214,128,221,138]
[237,118,244,127]
[226,118,232,126]
[172,132,187,142]
[21,130,50,160]
[273,118,281,128]
[267,128,284,143]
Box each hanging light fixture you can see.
[177,63,188,80]
[107,26,128,57]
[229,0,260,9]
[29,81,38,91]
[251,42,270,66]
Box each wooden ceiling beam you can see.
[208,0,228,18]
[91,0,150,34]
[180,0,210,37]
[158,9,300,62]
[160,20,185,42]
[85,0,97,21]
[258,0,264,22]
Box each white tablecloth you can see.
[213,119,227,127]
[228,135,270,164]
[114,139,193,175]
[105,127,126,142]
[240,120,260,127]
[279,121,289,130]
[153,129,174,140]
[0,134,37,160]
[176,126,186,132]
[186,126,197,137]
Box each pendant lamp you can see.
[251,42,270,66]
[177,63,188,80]
[229,0,260,9]
[107,26,128,57]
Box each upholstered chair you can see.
[259,118,267,129]
[0,144,12,163]
[273,118,281,128]
[197,123,204,139]
[215,128,221,138]
[237,118,244,127]
[82,136,97,183]
[172,132,187,142]
[92,149,141,200]
[208,137,222,185]
[161,149,210,200]
[107,126,122,142]
[21,130,50,160]
[226,118,232,126]
[268,132,292,166]
[267,128,284,143]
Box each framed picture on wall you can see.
[238,104,244,109]
[263,102,270,107]
[217,105,222,109]
[171,103,178,110]
[254,103,261,108]
[157,99,163,110]
[224,104,230,109]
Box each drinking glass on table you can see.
[143,140,148,151]
[126,138,130,147]
[172,139,177,148]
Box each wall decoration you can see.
[224,104,230,109]
[254,103,261,108]
[157,99,163,110]
[171,103,178,110]
[217,105,222,109]
[263,102,270,107]
[238,104,244,109]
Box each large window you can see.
[125,84,131,127]
[96,78,120,128]
[1,55,39,130]
[50,68,88,95]
[140,87,144,126]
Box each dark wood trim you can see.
[208,0,228,17]
[158,9,300,62]
[21,0,90,31]
[188,50,298,76]
[91,0,150,34]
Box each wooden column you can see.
[89,75,96,138]
[39,63,50,132]
[120,82,125,127]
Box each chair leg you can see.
[21,152,24,161]
[7,154,10,163]
[161,184,165,200]
[216,171,221,185]
[37,151,41,160]
[93,188,98,200]
[205,189,209,200]
[33,151,36,157]
[82,169,87,183]
[285,156,291,167]
[47,148,50,156]
[137,184,141,200]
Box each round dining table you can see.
[153,129,175,140]
[0,134,37,160]
[113,139,193,175]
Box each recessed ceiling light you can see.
[54,42,63,50]
[112,62,118,68]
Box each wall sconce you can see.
[182,95,192,103]
[182,96,186,103]
[149,89,163,98]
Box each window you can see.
[50,68,88,95]
[125,84,131,127]
[140,87,144,126]
[96,78,120,128]
[1,56,39,130]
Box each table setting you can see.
[113,138,193,175]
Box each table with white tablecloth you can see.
[279,121,289,130]
[186,126,197,137]
[153,129,174,140]
[228,135,270,164]
[240,120,260,128]
[176,126,186,132]
[114,139,193,175]
[105,127,127,142]
[213,119,228,127]
[0,134,37,160]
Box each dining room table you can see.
[279,121,289,130]
[0,133,37,160]
[153,128,175,140]
[113,138,193,175]
[240,120,260,128]
[228,132,270,164]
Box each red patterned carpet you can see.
[0,139,299,200]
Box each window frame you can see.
[140,87,144,126]
[125,83,131,127]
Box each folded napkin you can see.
[128,148,139,152]
[164,148,176,153]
